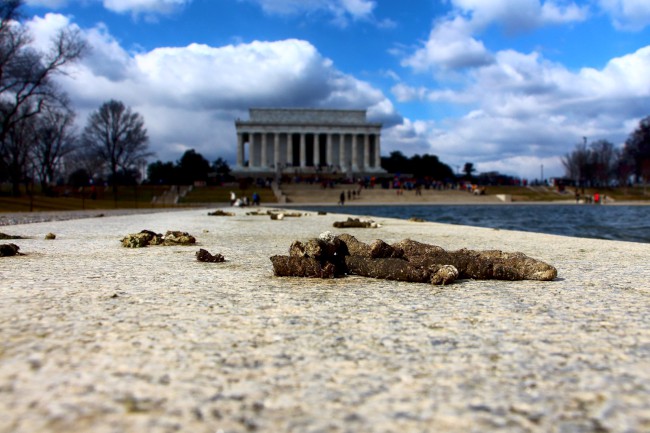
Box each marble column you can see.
[363,134,370,170]
[261,133,267,168]
[274,133,280,169]
[249,133,256,168]
[313,134,320,167]
[326,134,333,167]
[300,133,306,168]
[237,133,244,167]
[339,134,346,169]
[374,134,381,168]
[352,134,358,170]
[286,134,293,166]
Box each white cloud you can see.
[402,1,587,73]
[402,16,493,71]
[27,0,193,15]
[245,0,376,24]
[25,0,70,8]
[540,1,587,24]
[101,0,191,15]
[391,84,474,104]
[450,0,587,32]
[393,0,650,179]
[393,44,650,179]
[25,12,74,51]
[599,0,650,31]
[340,0,374,17]
[28,14,398,164]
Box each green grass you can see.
[1,183,646,213]
[178,185,277,204]
[0,184,181,212]
[486,185,650,202]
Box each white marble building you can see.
[233,108,385,175]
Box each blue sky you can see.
[21,0,650,179]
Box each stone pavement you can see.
[1,207,649,433]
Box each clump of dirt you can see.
[208,210,235,216]
[121,230,196,248]
[0,233,26,240]
[270,232,557,285]
[0,243,23,257]
[45,233,56,240]
[333,218,380,228]
[408,217,425,222]
[196,249,225,263]
[269,211,302,220]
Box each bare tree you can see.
[82,99,151,199]
[589,139,618,186]
[0,0,86,195]
[4,112,36,195]
[562,140,589,185]
[623,115,650,187]
[32,103,78,193]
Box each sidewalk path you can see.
[1,207,649,433]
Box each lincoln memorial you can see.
[233,108,385,176]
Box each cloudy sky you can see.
[22,0,650,179]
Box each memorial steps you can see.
[279,183,501,204]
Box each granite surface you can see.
[1,207,649,433]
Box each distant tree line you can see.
[380,152,522,186]
[563,116,650,187]
[147,150,232,185]
[381,151,455,181]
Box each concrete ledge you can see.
[1,207,649,432]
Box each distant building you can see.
[233,108,385,176]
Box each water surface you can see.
[296,204,650,243]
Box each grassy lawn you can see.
[1,183,647,212]
[178,185,277,204]
[0,184,278,212]
[487,185,650,202]
[0,184,177,212]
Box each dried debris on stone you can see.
[0,243,23,257]
[333,217,380,228]
[245,210,303,219]
[270,232,557,285]
[393,239,557,281]
[45,233,56,240]
[207,210,235,216]
[196,249,225,263]
[269,211,303,220]
[0,232,26,240]
[408,217,425,222]
[121,230,196,248]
